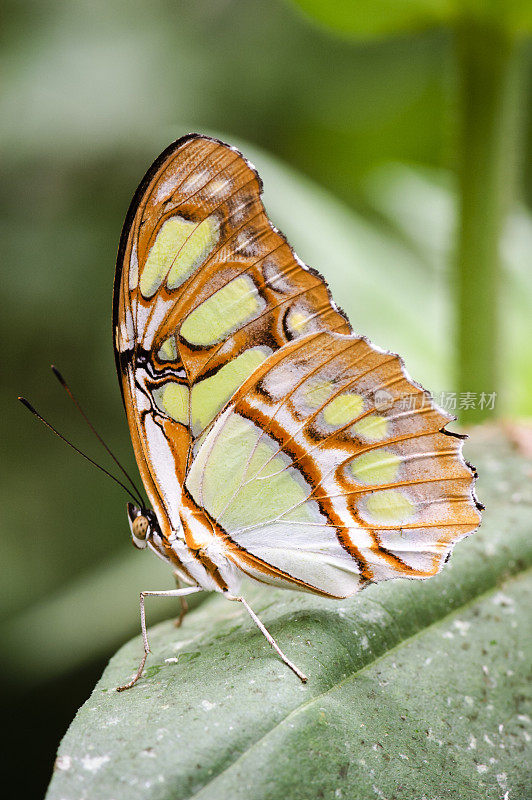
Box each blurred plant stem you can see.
[454,22,523,422]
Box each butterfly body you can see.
[113,134,481,686]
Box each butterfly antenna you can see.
[50,365,146,507]
[18,396,144,507]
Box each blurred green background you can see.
[2,0,531,795]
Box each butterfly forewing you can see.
[114,135,349,538]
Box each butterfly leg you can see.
[173,579,190,628]
[225,594,308,683]
[116,586,203,692]
[174,594,189,628]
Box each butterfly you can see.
[113,134,482,689]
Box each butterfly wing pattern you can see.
[114,134,481,605]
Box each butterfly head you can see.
[127,502,160,550]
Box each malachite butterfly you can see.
[113,134,482,688]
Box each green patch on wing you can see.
[180,276,266,346]
[186,413,313,528]
[152,382,189,425]
[140,215,218,298]
[190,347,271,437]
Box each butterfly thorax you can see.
[175,490,242,593]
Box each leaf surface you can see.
[46,428,532,800]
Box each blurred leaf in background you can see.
[1,0,531,796]
[290,0,532,420]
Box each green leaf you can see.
[289,0,451,39]
[46,428,531,800]
[289,0,532,38]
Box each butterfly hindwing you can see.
[184,330,481,595]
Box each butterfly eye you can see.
[132,515,149,540]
